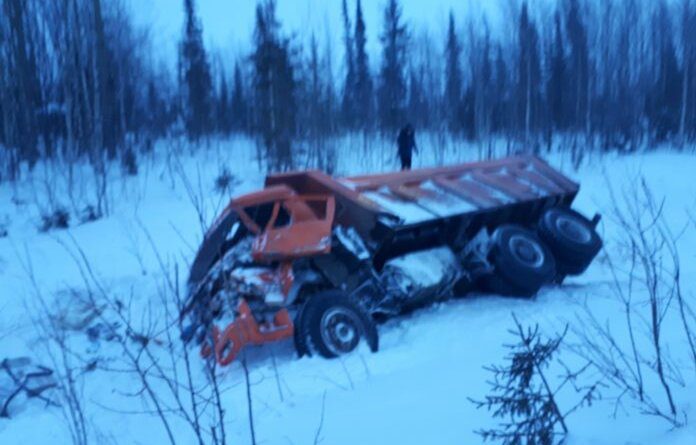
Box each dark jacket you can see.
[397,127,416,160]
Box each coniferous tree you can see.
[619,0,643,150]
[378,0,409,132]
[549,11,567,131]
[306,35,324,137]
[0,95,4,148]
[475,23,494,139]
[1,0,696,176]
[491,44,509,134]
[444,12,463,134]
[146,79,168,138]
[340,0,356,128]
[231,63,249,133]
[3,0,41,169]
[462,86,476,140]
[566,0,589,132]
[218,72,232,134]
[470,316,600,445]
[179,0,214,141]
[649,1,682,141]
[518,2,542,144]
[91,0,120,159]
[354,0,374,130]
[407,68,427,128]
[251,0,296,170]
[680,0,696,141]
[303,34,336,170]
[321,36,339,136]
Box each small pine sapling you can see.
[39,207,70,232]
[121,147,138,176]
[214,166,237,195]
[470,314,601,445]
[0,215,8,238]
[79,205,102,224]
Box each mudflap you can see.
[293,301,310,358]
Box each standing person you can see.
[397,123,417,170]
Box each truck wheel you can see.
[538,207,602,276]
[486,224,556,297]
[300,291,378,359]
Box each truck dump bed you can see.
[341,155,578,225]
[264,155,579,229]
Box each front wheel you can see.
[299,291,378,359]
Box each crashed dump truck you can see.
[181,155,602,365]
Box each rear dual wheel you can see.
[485,208,602,297]
[484,224,556,297]
[538,207,602,276]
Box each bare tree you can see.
[14,226,240,444]
[571,177,694,428]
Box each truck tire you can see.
[299,291,378,359]
[486,225,556,297]
[538,207,602,276]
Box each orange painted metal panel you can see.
[251,196,336,262]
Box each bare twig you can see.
[571,176,690,428]
[241,353,256,445]
[313,391,328,445]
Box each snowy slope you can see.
[1,137,696,444]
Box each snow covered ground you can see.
[1,137,696,444]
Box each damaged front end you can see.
[181,189,338,365]
[181,237,297,364]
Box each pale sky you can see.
[128,0,517,71]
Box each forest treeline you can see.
[1,0,696,177]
